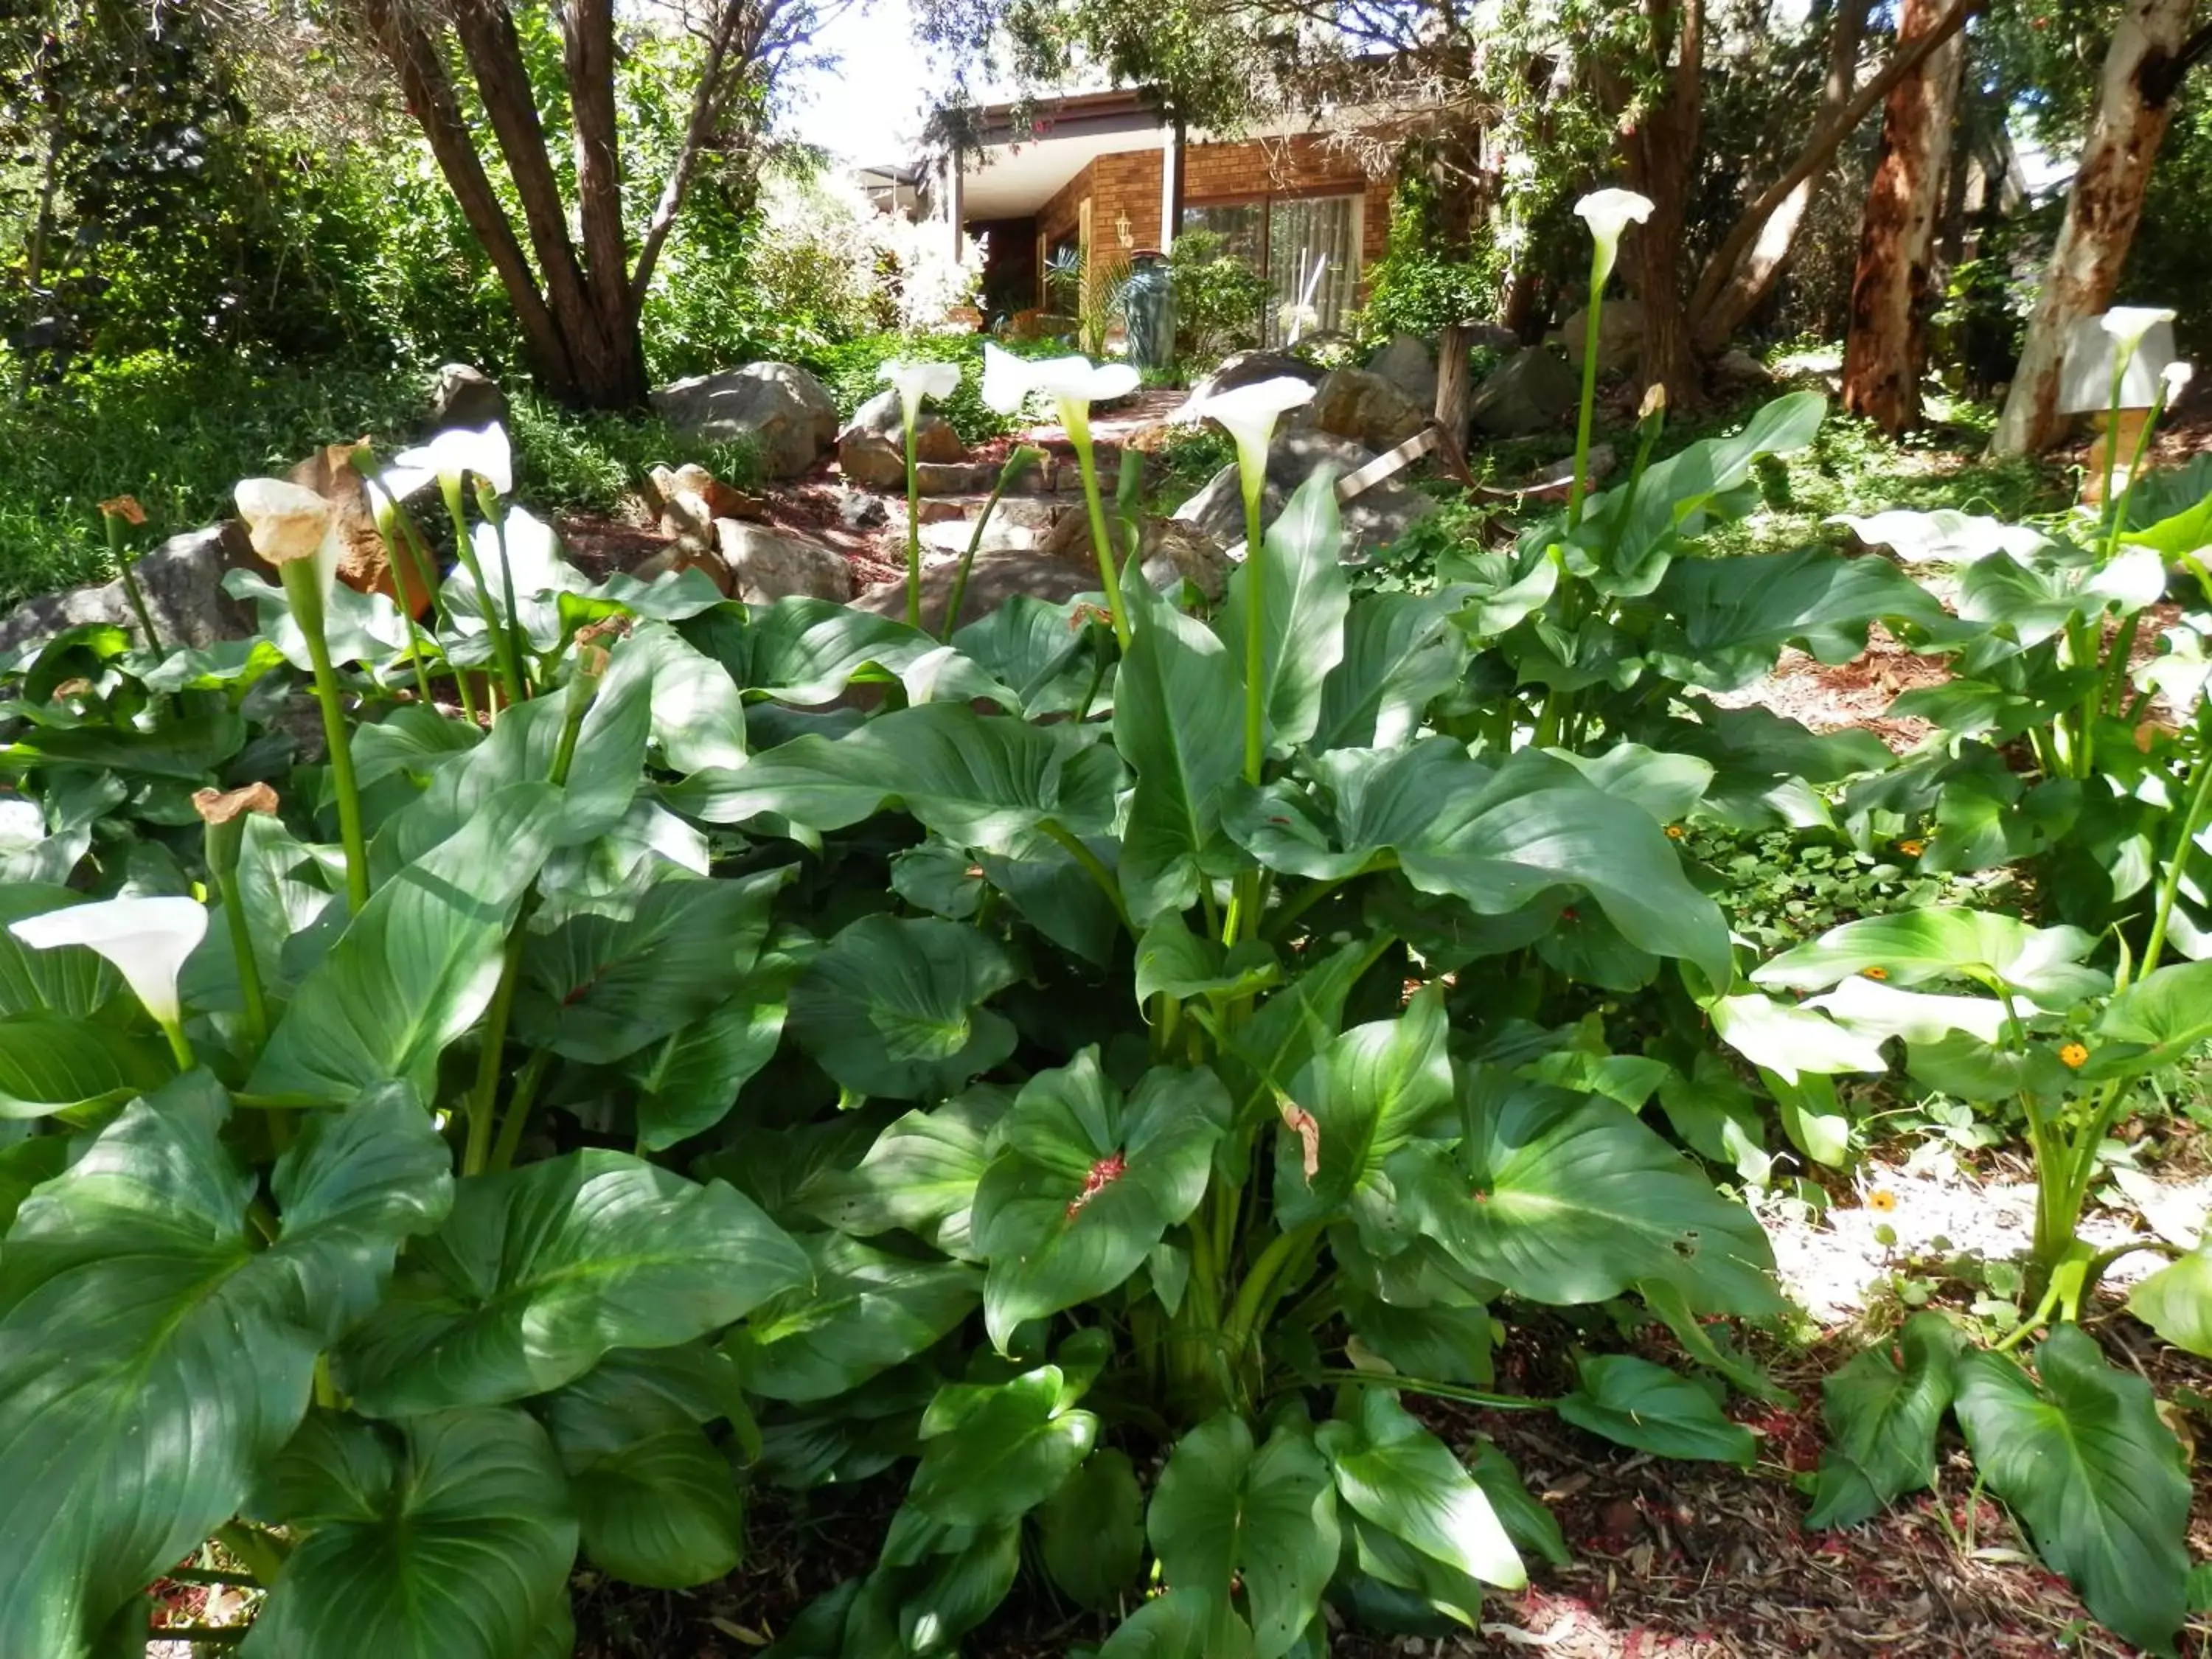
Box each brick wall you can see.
[1182,133,1391,271]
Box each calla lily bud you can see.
[9,896,208,1032]
[1639,383,1667,420]
[192,783,280,827]
[1574,188,1655,288]
[2098,306,2177,355]
[234,478,334,566]
[2160,361,2194,400]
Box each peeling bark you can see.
[1988,0,2197,457]
[1625,0,1705,407]
[1840,0,1966,434]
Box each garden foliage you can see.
[0,367,2206,1656]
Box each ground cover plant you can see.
[0,200,2207,1659]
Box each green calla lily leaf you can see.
[1952,1326,2191,1656]
[972,1048,1231,1349]
[787,915,1020,1102]
[0,1075,449,1655]
[1315,1388,1525,1590]
[243,1406,577,1659]
[1148,1412,1338,1659]
[1557,1354,1756,1464]
[907,1363,1099,1526]
[1806,1312,1964,1527]
[338,1150,810,1417]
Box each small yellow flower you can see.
[1665,824,1685,840]
[1863,966,1889,981]
[1897,839,1925,857]
[1867,1188,1898,1214]
[2059,1042,2089,1069]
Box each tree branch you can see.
[1687,0,1985,329]
[630,0,755,305]
[355,0,578,395]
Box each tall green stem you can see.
[106,513,161,654]
[281,560,370,914]
[442,481,525,711]
[2142,726,2212,978]
[206,818,270,1053]
[464,653,599,1177]
[902,401,925,630]
[1066,408,1130,649]
[1566,250,1607,529]
[945,448,1042,638]
[479,487,532,703]
[1240,470,1267,786]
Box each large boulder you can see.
[1039,512,1233,601]
[431,363,507,431]
[1556,299,1642,374]
[1364,334,1439,411]
[1310,366,1427,452]
[651,362,838,479]
[836,389,967,489]
[1180,349,1326,410]
[1467,347,1580,437]
[849,550,1095,633]
[714,522,855,604]
[1172,427,1436,561]
[0,524,256,658]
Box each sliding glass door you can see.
[1180,192,1363,344]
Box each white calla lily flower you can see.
[10,895,208,1032]
[880,358,961,412]
[2098,306,2177,355]
[394,422,514,498]
[1179,376,1316,493]
[2161,360,2194,400]
[1574,188,1655,287]
[364,461,436,529]
[978,344,1138,420]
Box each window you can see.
[1180,192,1363,344]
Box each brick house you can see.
[943,88,1395,344]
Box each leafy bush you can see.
[0,367,2204,1658]
[1166,229,1270,365]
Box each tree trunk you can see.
[1840,0,1966,434]
[1625,0,1705,407]
[1434,321,1474,434]
[1685,0,1984,348]
[563,0,649,406]
[1987,0,2197,457]
[1691,0,1869,352]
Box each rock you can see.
[849,550,1096,632]
[669,462,765,521]
[1172,427,1436,561]
[651,362,839,479]
[630,540,734,597]
[1310,366,1427,451]
[1466,321,1521,351]
[286,444,428,613]
[1364,333,1439,411]
[1714,347,1772,389]
[914,460,998,495]
[1181,349,1326,409]
[921,497,1062,557]
[0,524,257,658]
[1486,444,1618,502]
[837,389,967,490]
[1037,509,1231,600]
[834,487,889,530]
[1556,299,1642,374]
[1468,347,1581,438]
[431,364,507,431]
[715,521,855,603]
